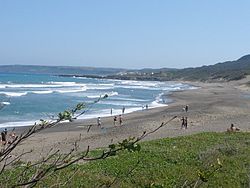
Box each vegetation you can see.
[0,95,177,187]
[107,54,250,82]
[56,54,250,82]
[0,95,120,187]
[2,132,249,187]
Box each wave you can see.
[116,81,193,92]
[0,87,87,97]
[0,83,62,88]
[120,80,159,87]
[114,85,159,90]
[55,88,87,93]
[0,120,37,128]
[86,83,114,90]
[100,100,139,107]
[87,91,118,99]
[150,92,168,108]
[111,97,148,102]
[0,102,10,105]
[150,101,168,108]
[0,91,28,97]
[48,81,87,87]
[0,82,87,89]
[31,90,53,94]
[115,84,189,91]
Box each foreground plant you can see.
[0,94,177,187]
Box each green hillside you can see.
[110,54,250,81]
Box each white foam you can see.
[48,81,87,87]
[31,90,53,94]
[189,86,199,90]
[120,80,159,87]
[0,91,28,97]
[0,87,87,96]
[149,92,168,108]
[112,97,148,102]
[87,91,118,99]
[108,91,118,96]
[86,83,114,90]
[0,84,61,88]
[99,83,114,86]
[100,101,139,106]
[55,88,87,93]
[87,95,103,99]
[0,102,10,105]
[122,107,143,113]
[114,85,158,90]
[150,101,168,108]
[0,120,36,128]
[0,82,87,89]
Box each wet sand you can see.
[8,78,250,161]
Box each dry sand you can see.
[7,78,250,161]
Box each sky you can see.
[0,1,250,69]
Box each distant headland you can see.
[1,54,250,82]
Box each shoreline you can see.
[5,78,250,161]
[0,80,191,129]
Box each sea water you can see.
[0,73,195,128]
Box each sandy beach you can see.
[8,78,250,161]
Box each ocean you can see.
[0,73,195,128]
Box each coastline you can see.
[8,78,250,161]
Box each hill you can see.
[1,54,250,81]
[108,54,250,81]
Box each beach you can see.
[9,78,250,161]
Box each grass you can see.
[4,132,250,187]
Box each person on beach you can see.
[3,128,7,136]
[142,105,145,110]
[185,105,189,112]
[184,117,188,129]
[113,116,117,126]
[181,117,185,129]
[146,104,148,110]
[8,131,17,144]
[97,117,101,127]
[119,114,123,126]
[227,123,240,132]
[110,108,113,115]
[1,131,6,145]
[122,106,125,114]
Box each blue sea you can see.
[0,73,195,128]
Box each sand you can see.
[6,78,250,161]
